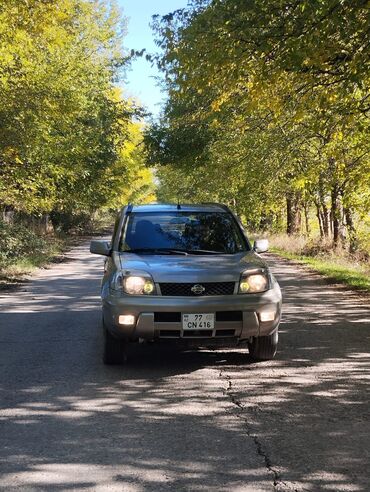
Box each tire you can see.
[103,322,126,365]
[248,330,278,361]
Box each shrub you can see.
[0,220,47,268]
[49,211,93,234]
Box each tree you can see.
[0,0,154,224]
[147,0,369,249]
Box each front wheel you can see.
[103,323,126,365]
[248,330,278,361]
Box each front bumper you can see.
[102,281,282,342]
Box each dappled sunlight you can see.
[267,255,369,328]
[0,462,269,492]
[0,244,103,314]
[216,256,370,491]
[0,244,369,491]
[0,351,273,490]
[1,0,368,488]
[0,244,273,492]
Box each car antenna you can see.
[177,199,181,210]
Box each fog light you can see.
[118,314,135,325]
[239,280,251,293]
[143,280,154,294]
[259,312,275,322]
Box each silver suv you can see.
[90,203,282,364]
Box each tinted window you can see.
[121,211,248,254]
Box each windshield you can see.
[120,211,249,254]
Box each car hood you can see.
[118,251,267,283]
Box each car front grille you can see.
[159,282,236,296]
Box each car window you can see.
[120,211,249,254]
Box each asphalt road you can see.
[0,242,369,492]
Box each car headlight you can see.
[110,272,155,295]
[124,275,155,295]
[239,272,269,293]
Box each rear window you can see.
[120,211,249,254]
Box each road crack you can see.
[219,370,297,492]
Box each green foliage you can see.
[147,0,370,249]
[270,247,370,293]
[0,220,47,267]
[0,0,155,218]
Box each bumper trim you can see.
[241,311,259,339]
[103,285,281,340]
[136,312,155,338]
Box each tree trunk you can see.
[344,206,358,253]
[321,202,330,237]
[304,202,310,236]
[2,205,14,224]
[317,175,329,237]
[315,202,324,238]
[331,183,345,247]
[286,192,302,235]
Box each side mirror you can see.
[253,239,269,253]
[90,240,111,256]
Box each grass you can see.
[0,212,114,290]
[268,235,370,293]
[0,237,65,288]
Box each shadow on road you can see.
[0,340,271,490]
[218,257,370,491]
[0,247,369,491]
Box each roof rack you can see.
[200,202,232,213]
[120,203,133,215]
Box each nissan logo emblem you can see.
[191,284,206,295]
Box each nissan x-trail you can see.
[90,203,282,364]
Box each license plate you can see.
[182,313,215,330]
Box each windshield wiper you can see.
[123,248,188,255]
[123,248,230,255]
[183,249,225,255]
